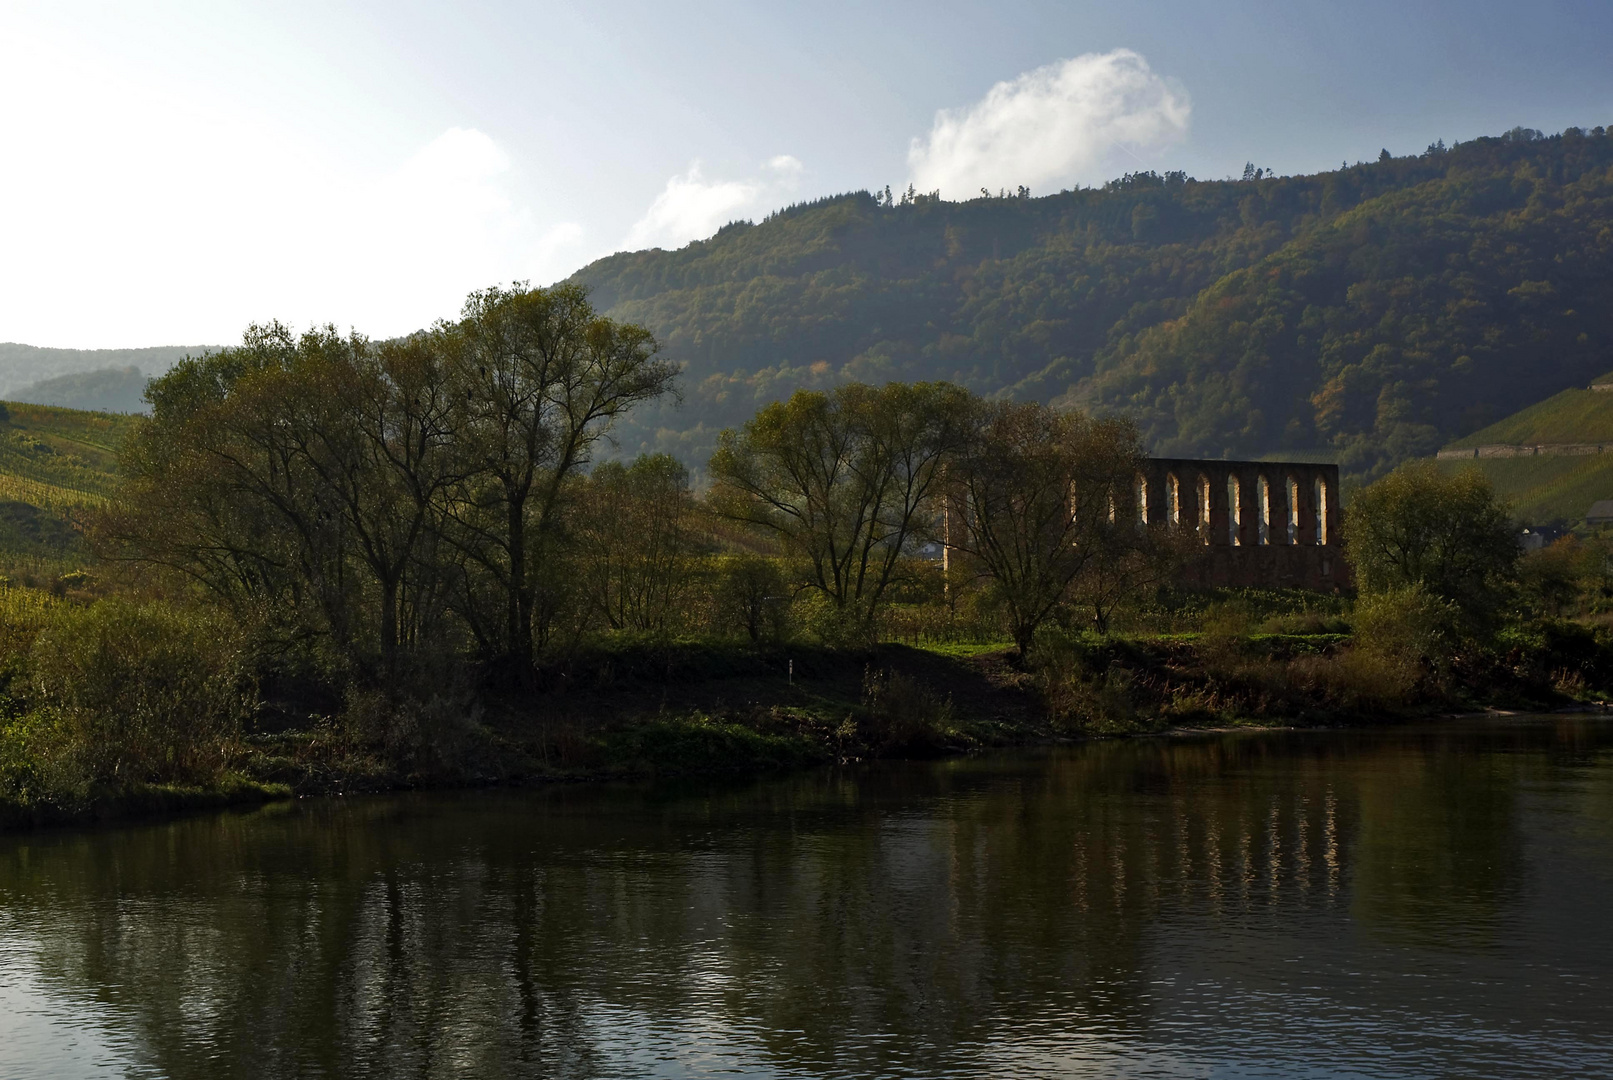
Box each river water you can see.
[2,716,1612,1078]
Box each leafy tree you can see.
[1070,518,1197,635]
[715,553,788,643]
[439,283,677,674]
[1343,462,1519,622]
[709,381,969,635]
[104,325,465,679]
[102,285,678,684]
[572,454,697,632]
[946,403,1144,657]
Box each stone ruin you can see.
[1140,458,1348,591]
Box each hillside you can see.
[0,343,212,399]
[0,401,135,575]
[1446,384,1613,448]
[572,126,1613,480]
[8,366,152,414]
[1435,382,1613,524]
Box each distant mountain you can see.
[8,366,151,414]
[571,126,1613,481]
[0,343,214,399]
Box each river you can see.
[2,715,1612,1078]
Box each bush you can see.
[1035,632,1153,734]
[1288,650,1420,711]
[26,599,253,788]
[861,665,954,752]
[339,687,492,779]
[1344,462,1518,626]
[1352,584,1462,678]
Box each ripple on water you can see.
[0,717,1611,1078]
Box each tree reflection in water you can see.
[2,718,1612,1079]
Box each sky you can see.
[3,0,1612,349]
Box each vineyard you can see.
[0,400,134,576]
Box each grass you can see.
[599,716,826,775]
[0,581,57,625]
[0,401,139,462]
[1434,454,1613,524]
[1447,387,1613,448]
[0,400,133,573]
[915,640,1015,658]
[0,776,291,831]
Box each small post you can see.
[788,659,793,685]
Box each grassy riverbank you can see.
[5,621,1610,831]
[128,623,1613,808]
[9,569,1613,832]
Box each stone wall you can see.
[1141,458,1349,591]
[1436,443,1611,459]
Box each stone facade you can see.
[1140,458,1349,591]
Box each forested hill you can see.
[0,344,210,400]
[571,126,1613,480]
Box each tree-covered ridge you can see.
[571,127,1613,479]
[8,366,153,415]
[0,344,210,399]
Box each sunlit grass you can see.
[0,473,105,510]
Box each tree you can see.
[946,403,1143,657]
[708,381,969,636]
[440,283,677,674]
[1071,517,1197,635]
[1343,462,1519,623]
[572,454,697,633]
[714,553,787,643]
[104,324,464,680]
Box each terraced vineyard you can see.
[1436,378,1613,525]
[0,401,136,577]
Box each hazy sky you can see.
[3,0,1611,348]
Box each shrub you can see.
[1035,632,1153,734]
[1288,650,1420,711]
[1344,462,1518,625]
[861,665,954,752]
[28,599,253,788]
[1352,584,1462,677]
[339,687,492,779]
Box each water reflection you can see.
[2,718,1612,1078]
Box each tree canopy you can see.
[1343,461,1519,622]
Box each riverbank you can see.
[4,629,1604,833]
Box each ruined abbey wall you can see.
[1141,458,1349,591]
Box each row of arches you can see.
[1134,461,1337,548]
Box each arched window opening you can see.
[1314,477,1330,545]
[1197,474,1212,543]
[1286,476,1300,544]
[1168,473,1181,526]
[1257,475,1271,545]
[1227,475,1242,546]
[1135,475,1149,528]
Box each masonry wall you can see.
[1140,458,1349,591]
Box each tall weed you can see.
[27,599,253,789]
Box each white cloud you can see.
[346,128,587,324]
[625,156,804,251]
[907,49,1190,198]
[0,26,584,346]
